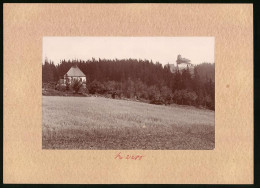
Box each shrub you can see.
[173,89,198,105]
[71,79,83,94]
[160,86,173,104]
[55,83,66,92]
[88,80,106,94]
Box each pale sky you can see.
[43,37,214,66]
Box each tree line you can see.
[42,58,215,110]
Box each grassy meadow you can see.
[42,96,215,150]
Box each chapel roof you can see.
[65,65,86,77]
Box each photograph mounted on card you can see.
[42,37,215,150]
[4,4,253,184]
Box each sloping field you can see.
[42,96,215,149]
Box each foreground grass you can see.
[42,96,215,150]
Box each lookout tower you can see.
[176,55,193,69]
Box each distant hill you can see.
[169,64,176,73]
[169,63,214,83]
[195,63,215,82]
[169,63,194,75]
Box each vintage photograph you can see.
[42,37,215,150]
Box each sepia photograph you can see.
[42,37,215,150]
[3,3,254,184]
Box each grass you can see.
[42,96,215,150]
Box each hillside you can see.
[42,58,215,110]
[168,63,194,74]
[42,96,215,150]
[168,63,214,82]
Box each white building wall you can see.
[64,76,86,84]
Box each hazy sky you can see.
[43,37,214,66]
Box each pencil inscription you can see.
[114,152,144,160]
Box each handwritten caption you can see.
[114,152,144,160]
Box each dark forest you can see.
[42,58,215,110]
